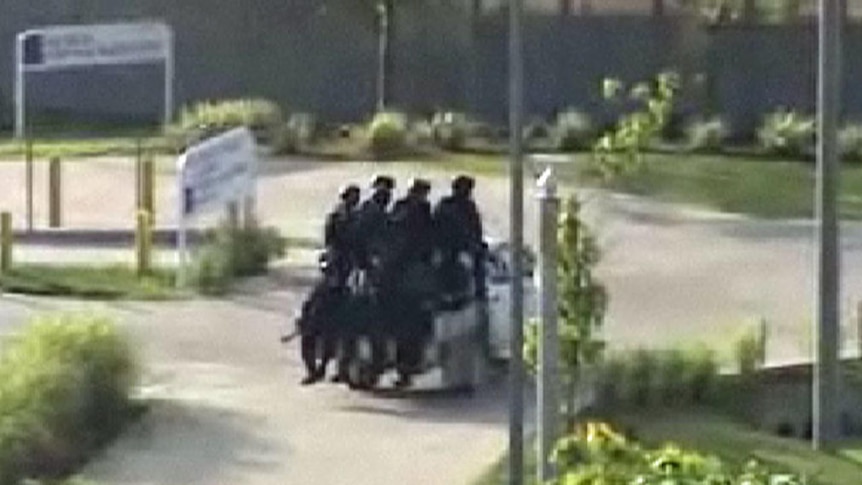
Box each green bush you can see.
[174,98,284,147]
[597,346,719,409]
[411,120,434,146]
[553,109,595,152]
[272,123,298,155]
[655,349,689,405]
[621,349,657,407]
[367,111,408,158]
[686,115,729,152]
[839,123,862,162]
[551,422,802,485]
[757,109,815,158]
[523,117,550,146]
[191,220,287,294]
[431,111,468,151]
[734,323,765,375]
[0,313,137,484]
[683,344,719,404]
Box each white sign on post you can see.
[14,22,174,137]
[176,127,258,286]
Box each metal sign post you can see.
[508,0,525,481]
[813,0,844,450]
[13,22,175,138]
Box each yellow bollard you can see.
[48,157,62,228]
[25,139,33,232]
[1,212,11,273]
[135,210,153,276]
[141,158,156,226]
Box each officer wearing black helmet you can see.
[324,184,361,285]
[354,175,395,274]
[386,178,436,388]
[433,174,486,304]
[341,175,396,385]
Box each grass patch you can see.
[610,409,862,485]
[0,137,174,159]
[474,410,862,485]
[0,265,177,300]
[444,152,862,220]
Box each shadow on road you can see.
[86,399,285,485]
[335,371,519,427]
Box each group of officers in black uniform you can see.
[295,174,486,390]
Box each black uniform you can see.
[343,190,393,382]
[386,185,436,386]
[323,200,358,285]
[433,190,486,303]
[297,272,348,385]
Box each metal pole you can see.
[813,0,843,450]
[163,26,175,130]
[508,0,525,480]
[14,34,26,139]
[48,157,61,228]
[537,168,560,483]
[136,138,143,209]
[0,212,12,274]
[25,139,33,232]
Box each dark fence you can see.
[0,0,860,136]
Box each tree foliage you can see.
[593,71,680,178]
[525,195,607,422]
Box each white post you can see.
[164,26,175,130]
[537,168,560,483]
[14,33,26,139]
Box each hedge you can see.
[0,313,138,484]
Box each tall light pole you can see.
[813,0,843,450]
[508,0,525,481]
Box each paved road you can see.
[5,156,862,362]
[0,270,522,485]
[4,157,862,483]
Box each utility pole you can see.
[508,0,525,481]
[813,0,843,450]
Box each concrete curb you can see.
[12,229,320,249]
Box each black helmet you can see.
[452,175,475,192]
[370,175,395,191]
[339,184,360,200]
[408,178,431,195]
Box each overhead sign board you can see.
[21,22,170,71]
[177,127,258,218]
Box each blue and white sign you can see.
[14,22,175,137]
[178,127,258,218]
[175,127,259,286]
[20,23,170,71]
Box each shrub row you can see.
[166,97,862,162]
[0,313,137,484]
[596,346,720,409]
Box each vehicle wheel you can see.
[347,359,377,391]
